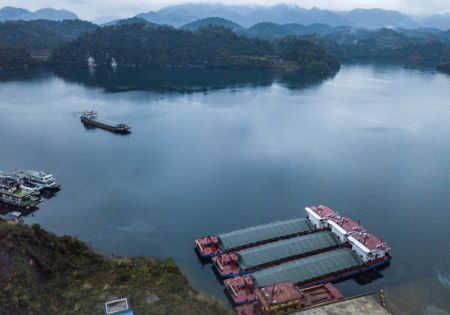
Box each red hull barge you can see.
[195,218,315,258]
[235,282,343,315]
[225,253,390,305]
[213,231,343,278]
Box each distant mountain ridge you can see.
[134,4,450,30]
[0,6,77,21]
[2,4,450,30]
[0,7,78,21]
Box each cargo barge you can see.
[225,248,390,304]
[235,282,343,315]
[195,218,316,258]
[224,205,391,304]
[81,111,131,133]
[212,231,343,278]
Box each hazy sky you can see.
[3,0,450,20]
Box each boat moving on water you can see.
[81,111,131,133]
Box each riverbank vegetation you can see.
[0,220,230,315]
[50,23,340,75]
[3,17,450,72]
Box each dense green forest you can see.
[2,16,450,71]
[308,28,450,65]
[0,220,230,315]
[0,45,30,69]
[50,23,340,75]
[437,63,450,73]
[0,20,96,54]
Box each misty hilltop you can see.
[0,6,77,21]
[133,3,450,30]
[2,3,450,30]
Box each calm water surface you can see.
[0,65,449,313]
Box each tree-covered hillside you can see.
[50,23,340,75]
[0,45,30,69]
[181,17,244,32]
[307,28,450,65]
[0,220,230,315]
[0,20,97,53]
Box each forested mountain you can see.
[181,17,244,32]
[308,28,450,65]
[345,9,419,29]
[0,20,97,52]
[0,45,30,69]
[0,7,77,21]
[50,23,340,76]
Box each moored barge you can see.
[81,111,131,133]
[225,248,390,304]
[195,218,316,258]
[224,205,392,305]
[235,282,343,315]
[212,231,343,278]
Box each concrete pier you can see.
[295,293,391,315]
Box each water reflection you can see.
[1,65,449,313]
[52,66,331,93]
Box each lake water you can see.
[1,65,449,313]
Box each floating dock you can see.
[81,111,131,133]
[213,231,342,278]
[195,218,316,258]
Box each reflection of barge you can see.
[212,231,343,278]
[223,205,391,304]
[81,111,131,133]
[235,282,343,315]
[195,218,316,258]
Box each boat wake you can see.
[436,268,450,289]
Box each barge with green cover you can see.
[195,218,316,258]
[222,205,392,304]
[81,111,131,133]
[212,231,343,278]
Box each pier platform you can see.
[295,293,391,315]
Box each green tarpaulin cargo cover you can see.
[217,218,314,250]
[238,231,341,270]
[251,248,363,287]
